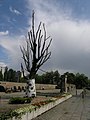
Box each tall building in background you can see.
[0,63,7,76]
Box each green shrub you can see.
[9,97,32,104]
[25,98,32,103]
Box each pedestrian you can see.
[0,96,1,102]
[84,88,86,96]
[81,91,84,99]
[76,89,77,95]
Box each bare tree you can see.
[20,11,52,80]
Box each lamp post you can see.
[65,75,67,93]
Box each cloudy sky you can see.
[1,0,90,77]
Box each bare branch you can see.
[41,24,46,54]
[20,11,52,79]
[36,22,42,40]
[32,10,35,42]
[28,31,33,50]
[21,63,28,80]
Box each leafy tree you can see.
[88,79,90,87]
[15,71,21,82]
[4,67,8,81]
[0,70,3,81]
[74,73,88,89]
[6,69,16,82]
[35,70,60,84]
[3,68,22,82]
[44,71,54,84]
[41,73,49,84]
[53,70,60,84]
[59,74,65,92]
[63,72,75,84]
[35,74,42,84]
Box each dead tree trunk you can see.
[20,11,52,97]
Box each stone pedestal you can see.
[26,79,36,97]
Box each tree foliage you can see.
[1,68,21,82]
[0,70,3,81]
[74,73,88,89]
[0,66,89,89]
[4,67,8,81]
[35,71,90,89]
[35,70,60,84]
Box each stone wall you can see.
[0,81,56,90]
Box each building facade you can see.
[0,64,7,76]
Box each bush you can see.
[25,98,32,103]
[9,97,32,104]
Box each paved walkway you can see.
[32,90,90,120]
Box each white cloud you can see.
[0,30,9,36]
[0,35,25,70]
[9,6,22,15]
[0,62,7,67]
[26,0,90,77]
[1,1,90,77]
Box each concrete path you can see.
[32,90,90,120]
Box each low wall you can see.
[0,81,56,90]
[66,84,76,92]
[36,84,56,90]
[0,81,26,90]
[11,94,72,120]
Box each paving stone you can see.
[32,90,90,120]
